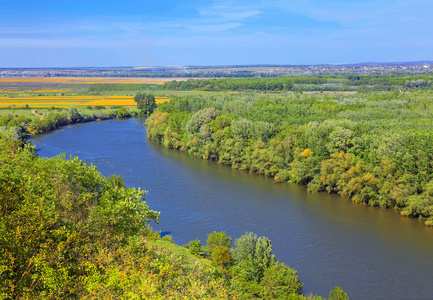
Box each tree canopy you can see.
[134,92,157,114]
[146,89,433,225]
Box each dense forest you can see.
[0,137,346,299]
[162,77,294,91]
[87,83,160,93]
[146,90,433,225]
[162,74,433,92]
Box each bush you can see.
[207,231,232,253]
[211,246,233,269]
[189,239,202,256]
[328,286,349,300]
[162,234,173,242]
[262,263,303,298]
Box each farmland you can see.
[0,77,173,108]
[0,95,170,107]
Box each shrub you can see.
[162,235,173,242]
[189,239,202,256]
[207,231,232,253]
[328,286,349,300]
[262,263,303,298]
[211,246,233,269]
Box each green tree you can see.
[212,246,233,269]
[134,92,157,115]
[253,120,275,143]
[189,239,202,256]
[231,118,253,140]
[327,127,353,154]
[232,232,276,283]
[328,286,349,300]
[262,263,303,298]
[68,107,81,122]
[186,107,220,134]
[116,106,129,118]
[207,231,232,253]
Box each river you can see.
[32,118,433,299]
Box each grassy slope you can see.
[151,240,215,268]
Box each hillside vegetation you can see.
[0,137,346,299]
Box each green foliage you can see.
[186,107,220,134]
[232,232,258,263]
[68,106,81,121]
[226,232,314,299]
[262,263,303,298]
[232,232,276,283]
[212,246,233,269]
[328,286,349,300]
[134,92,157,114]
[0,138,159,298]
[189,239,202,256]
[162,74,433,93]
[161,234,173,242]
[116,106,130,118]
[231,118,253,140]
[0,138,342,299]
[0,107,138,137]
[88,83,160,93]
[146,89,433,225]
[162,77,294,92]
[207,231,232,253]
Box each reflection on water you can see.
[33,118,433,299]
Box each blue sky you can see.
[0,0,432,67]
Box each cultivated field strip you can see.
[0,95,171,107]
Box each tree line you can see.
[87,83,159,93]
[161,74,433,92]
[162,77,294,91]
[0,106,139,139]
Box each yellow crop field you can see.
[0,95,171,107]
[0,77,174,107]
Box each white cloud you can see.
[187,22,242,33]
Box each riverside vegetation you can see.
[146,87,433,226]
[0,137,347,299]
[0,105,140,139]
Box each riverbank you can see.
[32,118,433,299]
[2,123,349,299]
[0,106,140,140]
[145,91,433,226]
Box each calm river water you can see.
[32,118,433,299]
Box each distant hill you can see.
[344,61,433,66]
